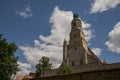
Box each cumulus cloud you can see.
[19,6,93,69]
[17,61,32,75]
[90,0,120,13]
[16,5,33,18]
[82,21,92,41]
[105,21,120,54]
[91,47,102,56]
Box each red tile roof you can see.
[17,75,24,80]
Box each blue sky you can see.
[0,0,120,75]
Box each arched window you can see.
[74,34,76,38]
[72,61,75,67]
[75,47,77,50]
[72,22,76,26]
[80,59,83,65]
[74,41,76,44]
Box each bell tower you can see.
[62,14,101,68]
[68,14,89,67]
[69,14,88,51]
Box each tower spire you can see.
[63,39,68,65]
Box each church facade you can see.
[63,14,101,67]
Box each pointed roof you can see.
[103,58,107,64]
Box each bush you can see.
[57,65,72,74]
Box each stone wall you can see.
[30,63,120,80]
[40,63,120,77]
[41,69,57,77]
[30,68,120,80]
[73,63,120,73]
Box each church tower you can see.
[63,14,101,68]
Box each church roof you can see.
[88,48,101,63]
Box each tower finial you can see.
[63,39,67,45]
[64,39,67,43]
[73,14,79,19]
[103,58,107,64]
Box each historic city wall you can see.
[73,63,120,73]
[30,63,120,80]
[30,68,120,80]
[40,63,120,77]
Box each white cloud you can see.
[91,47,102,56]
[16,5,33,18]
[19,43,62,68]
[39,7,73,46]
[90,0,120,13]
[82,22,92,41]
[105,21,120,54]
[17,61,32,76]
[19,6,93,69]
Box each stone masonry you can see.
[62,14,101,67]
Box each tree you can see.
[22,78,28,80]
[36,56,52,77]
[0,34,19,80]
[57,65,72,74]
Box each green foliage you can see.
[57,65,72,74]
[0,34,19,80]
[36,56,52,77]
[22,78,28,80]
